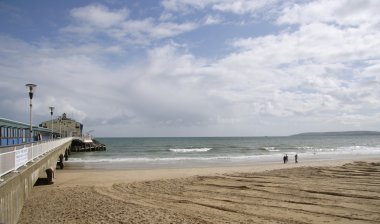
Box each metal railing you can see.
[0,137,72,179]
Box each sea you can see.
[66,135,380,169]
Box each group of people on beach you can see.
[283,154,298,164]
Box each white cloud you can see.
[162,0,279,15]
[149,22,197,39]
[232,21,380,65]
[62,4,198,45]
[161,0,209,12]
[211,0,278,15]
[204,15,222,25]
[277,0,380,26]
[362,60,380,79]
[70,4,129,28]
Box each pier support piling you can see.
[45,168,54,184]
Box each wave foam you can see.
[169,148,212,153]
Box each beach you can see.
[18,158,380,224]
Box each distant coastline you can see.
[291,131,380,137]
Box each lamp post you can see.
[26,84,37,142]
[49,106,55,139]
[58,116,62,138]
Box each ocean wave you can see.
[267,149,281,152]
[169,148,212,153]
[66,154,271,163]
[259,147,281,152]
[297,146,314,150]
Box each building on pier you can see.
[39,113,83,138]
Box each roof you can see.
[0,117,30,128]
[0,117,53,133]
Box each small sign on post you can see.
[15,147,28,170]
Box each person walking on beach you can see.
[283,154,288,164]
[295,154,298,163]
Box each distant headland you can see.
[291,131,380,137]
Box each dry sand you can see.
[18,158,380,223]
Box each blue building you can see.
[0,118,53,146]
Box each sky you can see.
[1,0,380,137]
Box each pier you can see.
[0,137,73,224]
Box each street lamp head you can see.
[25,83,37,99]
[25,83,37,92]
[49,106,55,116]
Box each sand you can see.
[18,158,380,224]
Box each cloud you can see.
[232,21,380,65]
[70,4,129,28]
[362,60,380,79]
[204,15,222,25]
[162,0,279,15]
[119,44,223,126]
[211,0,278,15]
[161,0,209,12]
[277,0,380,26]
[62,4,198,45]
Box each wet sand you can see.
[18,159,380,223]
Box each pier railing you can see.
[0,137,72,179]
